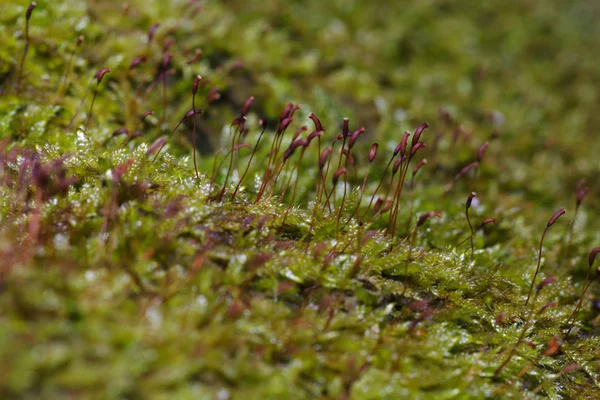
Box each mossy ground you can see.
[1,0,600,399]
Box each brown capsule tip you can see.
[524,341,537,350]
[76,35,84,46]
[455,161,479,180]
[409,142,426,158]
[234,143,252,151]
[466,192,477,210]
[546,208,566,228]
[290,138,308,150]
[280,103,294,120]
[398,131,410,156]
[26,2,37,20]
[288,104,301,119]
[318,147,332,170]
[380,199,394,214]
[589,248,600,267]
[130,131,144,139]
[342,117,349,136]
[372,197,384,215]
[161,53,173,69]
[282,148,293,161]
[481,218,497,226]
[332,168,347,185]
[141,110,154,120]
[129,56,147,69]
[231,116,245,127]
[411,122,429,147]
[412,159,428,175]
[148,23,160,42]
[369,143,378,163]
[278,117,293,133]
[95,68,111,83]
[361,230,379,246]
[540,302,556,313]
[112,159,134,182]
[308,112,323,131]
[576,187,590,206]
[163,38,176,52]
[495,312,505,325]
[537,276,557,293]
[341,149,355,166]
[543,336,562,357]
[348,128,364,149]
[185,108,203,119]
[192,75,202,95]
[147,137,167,155]
[292,125,308,141]
[392,156,403,174]
[207,87,221,103]
[112,127,129,137]
[477,141,489,162]
[189,48,203,63]
[562,364,581,374]
[241,96,254,116]
[417,211,442,227]
[307,130,323,144]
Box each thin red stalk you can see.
[233,121,266,198]
[84,68,111,135]
[55,35,83,104]
[83,85,99,134]
[65,78,92,133]
[153,108,202,162]
[525,229,549,307]
[161,72,168,126]
[388,159,410,237]
[346,166,371,225]
[466,192,476,261]
[217,122,243,201]
[360,154,396,221]
[402,211,441,286]
[279,146,307,199]
[321,138,339,213]
[279,148,307,229]
[525,208,566,306]
[323,168,346,219]
[376,161,402,227]
[256,132,281,203]
[256,106,295,203]
[191,76,202,179]
[565,247,600,336]
[404,159,427,234]
[269,154,290,200]
[270,133,305,198]
[17,2,36,95]
[566,187,589,261]
[456,218,496,247]
[496,283,556,376]
[337,163,349,233]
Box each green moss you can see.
[1,0,600,398]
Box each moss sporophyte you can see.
[1,0,600,398]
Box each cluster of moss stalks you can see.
[1,1,600,399]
